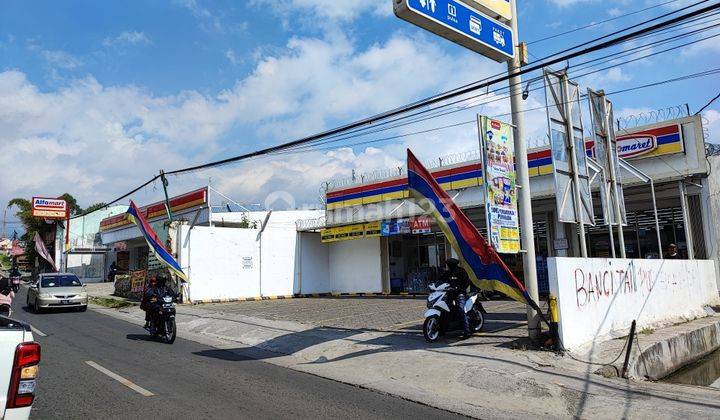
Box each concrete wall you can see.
[296,232,330,294]
[179,225,261,302]
[548,257,719,350]
[329,237,383,293]
[260,228,297,297]
[703,155,720,290]
[66,253,106,283]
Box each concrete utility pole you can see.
[507,0,540,339]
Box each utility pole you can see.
[507,0,540,340]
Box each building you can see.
[54,205,127,282]
[314,115,718,294]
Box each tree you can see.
[58,193,82,216]
[6,198,51,269]
[83,202,108,214]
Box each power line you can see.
[280,25,720,155]
[164,2,720,176]
[527,0,682,45]
[695,91,720,114]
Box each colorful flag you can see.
[126,201,188,281]
[34,232,56,271]
[407,149,538,308]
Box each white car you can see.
[0,317,40,419]
[27,273,88,313]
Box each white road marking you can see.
[85,361,155,397]
[30,326,47,337]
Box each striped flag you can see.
[34,232,56,272]
[126,201,188,282]
[407,149,537,307]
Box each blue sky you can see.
[0,0,719,221]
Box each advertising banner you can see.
[32,197,68,219]
[321,222,383,243]
[480,116,520,254]
[130,269,147,293]
[381,219,411,236]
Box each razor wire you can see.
[615,104,690,131]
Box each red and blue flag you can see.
[126,200,188,282]
[407,149,534,306]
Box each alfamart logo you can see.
[33,198,66,209]
[616,135,657,158]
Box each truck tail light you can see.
[6,342,41,409]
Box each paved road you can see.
[13,286,463,419]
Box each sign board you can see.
[460,0,512,21]
[394,0,515,62]
[381,219,412,236]
[588,89,627,226]
[321,222,384,243]
[32,197,68,219]
[242,257,253,269]
[130,269,147,293]
[615,123,684,159]
[410,216,433,234]
[543,70,595,225]
[479,115,520,253]
[553,238,569,251]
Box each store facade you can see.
[319,115,717,294]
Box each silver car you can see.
[27,273,88,313]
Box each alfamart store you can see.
[310,115,718,295]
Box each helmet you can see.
[445,258,460,268]
[155,273,169,287]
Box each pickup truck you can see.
[0,317,40,419]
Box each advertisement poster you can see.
[130,269,147,293]
[381,219,411,236]
[481,116,520,254]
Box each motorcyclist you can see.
[141,276,157,329]
[439,258,471,338]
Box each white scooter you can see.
[423,283,484,342]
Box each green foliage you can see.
[83,202,108,214]
[238,214,258,229]
[58,193,82,215]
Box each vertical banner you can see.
[479,115,520,254]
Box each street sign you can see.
[459,0,512,21]
[394,0,515,62]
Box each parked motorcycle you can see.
[423,282,484,342]
[144,290,177,344]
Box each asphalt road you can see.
[12,286,463,420]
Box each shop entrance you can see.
[388,232,448,293]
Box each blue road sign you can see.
[394,0,515,62]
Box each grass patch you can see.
[639,327,655,335]
[90,297,134,309]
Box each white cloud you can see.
[224,49,241,65]
[1,29,506,211]
[547,0,598,7]
[41,50,82,69]
[103,31,151,47]
[703,109,720,144]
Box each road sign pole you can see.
[506,0,540,340]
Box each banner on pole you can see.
[34,232,57,271]
[479,116,520,254]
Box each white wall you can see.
[260,228,297,297]
[297,232,330,294]
[703,155,720,290]
[549,257,719,351]
[329,237,383,293]
[179,225,260,302]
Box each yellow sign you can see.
[364,221,381,238]
[321,222,383,243]
[462,0,512,21]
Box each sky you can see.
[1,0,719,230]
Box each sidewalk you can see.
[90,298,720,419]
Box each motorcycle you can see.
[145,291,177,344]
[423,282,484,342]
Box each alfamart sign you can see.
[31,197,68,219]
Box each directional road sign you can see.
[394,0,515,62]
